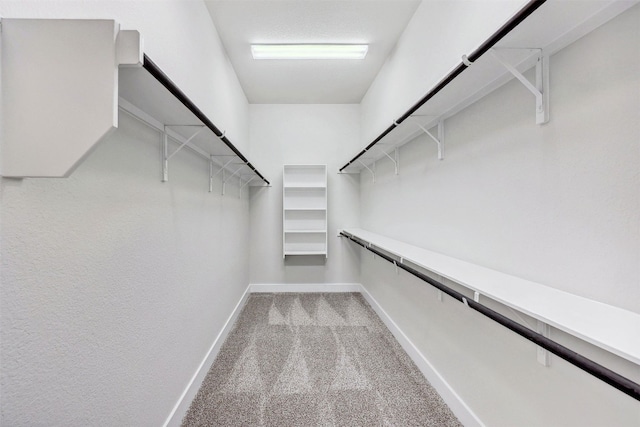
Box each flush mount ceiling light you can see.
[251,44,368,60]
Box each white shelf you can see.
[284,207,327,211]
[342,228,640,365]
[284,250,328,256]
[284,210,326,232]
[284,165,328,258]
[119,57,269,187]
[284,184,327,189]
[283,164,327,187]
[340,1,635,174]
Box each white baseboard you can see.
[359,285,484,427]
[163,285,251,427]
[249,283,361,293]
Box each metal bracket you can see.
[506,307,550,366]
[490,48,549,125]
[222,165,244,196]
[209,157,234,192]
[162,125,206,182]
[376,147,399,175]
[473,291,480,303]
[358,160,375,183]
[239,176,255,198]
[414,120,444,160]
[537,320,551,366]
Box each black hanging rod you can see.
[142,54,270,185]
[340,231,640,402]
[339,0,547,172]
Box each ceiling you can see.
[204,0,421,104]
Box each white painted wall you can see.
[360,0,527,144]
[0,1,253,425]
[359,4,640,426]
[249,105,361,285]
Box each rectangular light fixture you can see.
[251,44,368,60]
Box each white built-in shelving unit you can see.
[283,165,328,257]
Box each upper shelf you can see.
[119,55,269,186]
[339,0,635,174]
[0,18,269,186]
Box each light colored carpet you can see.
[182,292,462,426]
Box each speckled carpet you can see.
[182,293,461,426]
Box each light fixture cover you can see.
[251,44,368,60]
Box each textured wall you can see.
[248,105,361,285]
[0,1,253,425]
[359,5,640,425]
[1,113,250,426]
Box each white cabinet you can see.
[283,165,327,257]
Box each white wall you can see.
[360,0,527,144]
[359,4,640,426]
[0,1,252,425]
[249,105,361,285]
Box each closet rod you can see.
[339,0,547,172]
[340,231,640,402]
[142,54,270,185]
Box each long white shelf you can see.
[119,56,269,187]
[340,1,635,174]
[284,230,326,234]
[342,228,640,365]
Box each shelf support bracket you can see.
[414,120,444,160]
[209,157,234,193]
[376,147,399,175]
[357,160,375,183]
[162,125,206,182]
[537,320,551,366]
[222,165,244,196]
[489,48,549,124]
[162,132,169,182]
[239,176,254,198]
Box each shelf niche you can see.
[283,165,327,258]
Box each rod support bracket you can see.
[376,147,399,175]
[414,120,444,160]
[357,159,376,183]
[490,48,549,125]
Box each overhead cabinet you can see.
[283,165,328,257]
[0,18,269,189]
